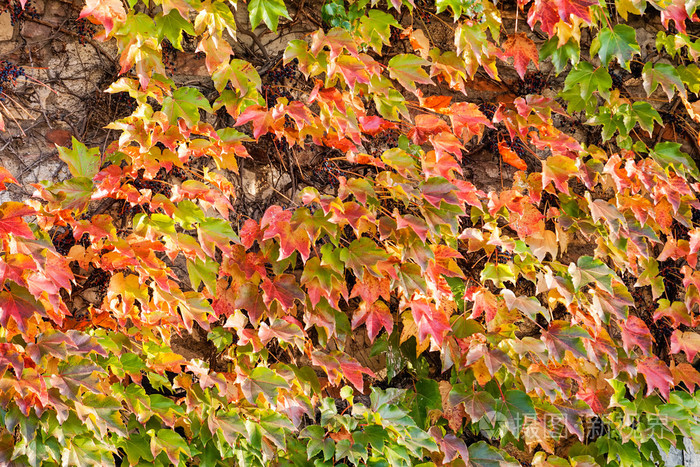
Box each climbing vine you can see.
[2,0,700,465]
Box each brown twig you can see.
[238,28,270,60]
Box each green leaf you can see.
[211,59,262,95]
[186,257,219,294]
[240,367,289,404]
[57,137,101,179]
[495,390,536,436]
[357,10,400,54]
[248,0,291,32]
[642,62,687,101]
[650,141,700,179]
[626,101,662,136]
[410,379,441,429]
[156,9,194,50]
[540,37,580,75]
[469,441,520,467]
[590,24,640,69]
[542,320,591,362]
[162,86,213,126]
[387,54,433,95]
[569,256,616,293]
[340,237,388,280]
[562,62,612,104]
[207,326,233,351]
[480,263,517,288]
[151,429,191,465]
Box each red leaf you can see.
[240,219,261,249]
[430,132,465,160]
[670,330,700,362]
[0,284,46,333]
[555,0,596,23]
[653,299,692,327]
[657,238,690,262]
[0,167,18,190]
[501,33,539,80]
[527,0,560,36]
[542,155,578,192]
[351,300,393,342]
[261,274,305,311]
[0,202,35,239]
[660,0,689,34]
[79,0,126,34]
[261,205,311,262]
[637,356,673,399]
[234,105,278,140]
[619,316,652,356]
[337,352,374,392]
[576,376,611,414]
[359,116,396,136]
[449,102,493,141]
[671,361,700,391]
[498,141,527,171]
[408,297,451,346]
[350,275,391,304]
[541,320,590,362]
[409,114,450,145]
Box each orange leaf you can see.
[498,141,527,171]
[502,33,539,80]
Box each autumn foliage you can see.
[2,0,700,465]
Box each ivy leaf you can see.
[542,320,590,362]
[409,297,451,346]
[480,263,516,288]
[590,24,640,69]
[467,441,519,467]
[496,390,536,436]
[352,301,393,342]
[642,62,687,101]
[212,59,262,96]
[57,137,101,179]
[670,330,700,362]
[619,316,652,356]
[502,290,551,322]
[79,0,126,34]
[0,284,45,333]
[156,10,194,51]
[562,62,612,103]
[388,54,433,95]
[650,141,700,180]
[449,388,497,423]
[0,202,36,239]
[637,355,673,399]
[150,429,190,465]
[261,274,305,311]
[357,10,400,54]
[248,0,290,32]
[186,257,218,295]
[653,299,692,327]
[341,238,388,280]
[501,33,539,80]
[627,101,662,136]
[240,367,289,404]
[540,37,580,75]
[410,379,441,429]
[498,141,527,171]
[162,87,213,126]
[569,256,616,294]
